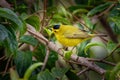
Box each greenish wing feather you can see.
[64,30,90,39]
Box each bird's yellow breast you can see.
[55,34,82,46]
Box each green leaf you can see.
[64,51,72,60]
[26,15,41,31]
[68,5,93,12]
[0,24,18,55]
[58,6,70,18]
[58,6,67,16]
[0,8,20,26]
[47,50,58,68]
[77,23,85,30]
[14,51,32,77]
[37,69,56,80]
[24,63,43,80]
[109,63,120,80]
[84,42,106,55]
[47,7,58,16]
[52,14,71,25]
[87,2,112,16]
[73,9,88,15]
[105,70,111,80]
[82,15,94,30]
[51,67,69,79]
[109,4,120,17]
[119,0,120,3]
[34,44,58,69]
[20,13,29,20]
[44,28,53,37]
[107,41,117,53]
[19,19,27,36]
[0,24,8,42]
[0,8,25,35]
[0,74,11,80]
[5,26,18,56]
[33,44,46,62]
[116,70,120,79]
[66,70,80,80]
[88,0,93,5]
[19,35,39,46]
[109,5,120,34]
[109,16,120,34]
[78,41,90,57]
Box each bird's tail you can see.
[89,34,107,37]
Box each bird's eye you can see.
[53,25,60,29]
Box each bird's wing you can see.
[64,30,91,39]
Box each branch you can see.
[99,17,118,43]
[77,67,89,76]
[0,0,12,9]
[27,24,106,75]
[0,55,5,60]
[41,47,50,71]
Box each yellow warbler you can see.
[52,25,106,46]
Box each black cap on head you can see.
[53,25,60,29]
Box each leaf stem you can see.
[24,63,43,80]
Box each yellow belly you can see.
[56,35,82,46]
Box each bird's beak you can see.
[50,28,54,34]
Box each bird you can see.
[52,24,107,47]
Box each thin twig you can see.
[0,56,5,60]
[96,3,116,18]
[18,43,24,48]
[3,55,12,76]
[68,60,82,65]
[41,47,50,71]
[103,44,120,60]
[40,0,47,32]
[87,58,116,66]
[77,67,89,76]
[44,13,54,27]
[99,17,118,43]
[27,25,48,45]
[101,73,105,80]
[72,14,93,31]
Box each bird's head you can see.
[52,25,60,33]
